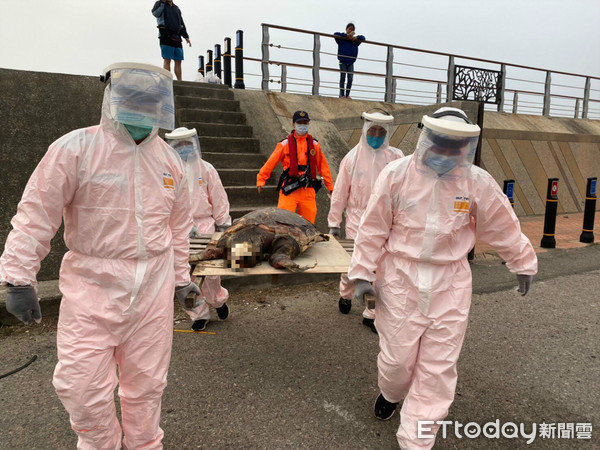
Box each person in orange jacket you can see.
[256,111,334,224]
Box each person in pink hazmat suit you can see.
[0,62,201,449]
[328,110,404,333]
[165,126,232,332]
[347,107,537,449]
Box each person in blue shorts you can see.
[152,0,192,81]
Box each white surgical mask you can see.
[295,124,309,135]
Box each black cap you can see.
[292,110,310,123]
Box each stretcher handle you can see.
[365,293,376,310]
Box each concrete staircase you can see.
[173,81,278,219]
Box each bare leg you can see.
[163,59,171,73]
[174,60,182,81]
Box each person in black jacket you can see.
[152,0,192,80]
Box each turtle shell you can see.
[221,207,327,252]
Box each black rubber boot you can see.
[374,393,399,420]
[216,303,229,320]
[362,318,378,334]
[338,297,352,314]
[192,319,208,331]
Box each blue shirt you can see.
[334,32,366,65]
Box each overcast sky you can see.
[1,0,599,107]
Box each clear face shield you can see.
[165,127,202,161]
[415,108,480,178]
[102,63,175,130]
[360,111,393,151]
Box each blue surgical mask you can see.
[366,135,385,149]
[295,124,309,135]
[124,124,153,141]
[424,152,460,175]
[176,145,196,161]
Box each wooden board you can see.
[190,235,353,277]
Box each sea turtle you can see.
[190,207,329,272]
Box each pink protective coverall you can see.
[187,159,231,321]
[0,87,192,449]
[348,153,537,449]
[328,122,403,320]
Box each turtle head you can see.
[227,242,261,272]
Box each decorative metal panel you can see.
[453,65,502,104]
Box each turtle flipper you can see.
[269,236,316,272]
[191,245,226,262]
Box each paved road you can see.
[1,245,599,449]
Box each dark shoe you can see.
[216,303,229,320]
[338,297,352,314]
[363,318,378,334]
[374,393,398,420]
[192,319,208,331]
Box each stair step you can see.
[175,96,240,111]
[202,152,265,169]
[224,186,279,207]
[219,168,258,186]
[174,83,234,100]
[199,137,260,153]
[178,109,247,125]
[202,151,265,173]
[182,122,253,138]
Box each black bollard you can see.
[197,55,205,77]
[223,37,232,87]
[206,50,213,75]
[214,44,222,81]
[234,30,245,89]
[540,178,559,248]
[580,177,597,243]
[503,179,515,208]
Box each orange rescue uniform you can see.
[257,132,334,223]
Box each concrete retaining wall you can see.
[0,69,105,281]
[1,68,599,281]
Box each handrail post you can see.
[281,64,287,93]
[391,78,397,103]
[223,38,232,87]
[583,77,591,119]
[197,55,204,77]
[312,33,320,96]
[206,49,213,74]
[234,30,245,89]
[384,46,394,103]
[575,99,580,119]
[446,56,455,102]
[498,64,506,112]
[543,71,551,116]
[214,44,222,81]
[512,92,519,114]
[436,83,443,103]
[261,25,270,91]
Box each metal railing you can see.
[240,23,599,119]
